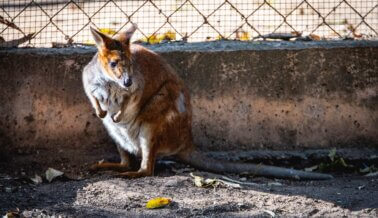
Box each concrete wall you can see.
[0,41,377,159]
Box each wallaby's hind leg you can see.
[118,138,157,178]
[90,145,133,172]
[111,109,123,123]
[111,94,128,123]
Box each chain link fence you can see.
[1,0,377,47]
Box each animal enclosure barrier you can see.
[0,0,377,47]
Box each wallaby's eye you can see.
[110,61,118,68]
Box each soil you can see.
[1,159,377,218]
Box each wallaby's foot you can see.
[117,169,153,178]
[96,109,107,119]
[89,162,130,172]
[111,110,122,123]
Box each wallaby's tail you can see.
[179,151,333,180]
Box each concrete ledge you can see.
[0,41,377,162]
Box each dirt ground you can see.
[1,158,377,218]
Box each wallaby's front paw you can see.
[111,111,122,123]
[93,89,109,104]
[96,109,107,119]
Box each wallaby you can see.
[82,24,333,180]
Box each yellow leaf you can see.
[139,30,176,44]
[146,197,172,209]
[139,37,148,43]
[240,31,250,41]
[147,34,160,44]
[83,40,95,45]
[99,28,116,36]
[163,30,176,41]
[216,35,224,40]
[157,34,166,42]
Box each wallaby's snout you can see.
[124,76,132,87]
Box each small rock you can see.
[165,179,179,187]
[240,177,247,181]
[22,210,33,217]
[268,182,283,186]
[5,187,12,193]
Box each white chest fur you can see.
[102,116,142,156]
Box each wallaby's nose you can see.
[124,77,132,87]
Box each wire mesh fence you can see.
[1,0,377,47]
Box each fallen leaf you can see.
[216,34,226,41]
[318,157,354,173]
[145,34,159,44]
[3,210,19,218]
[338,158,348,167]
[328,148,337,161]
[45,168,64,183]
[263,209,276,217]
[164,179,179,187]
[236,29,250,41]
[309,34,321,41]
[268,182,283,186]
[30,174,43,184]
[190,172,219,188]
[305,165,318,172]
[365,172,378,177]
[191,172,260,189]
[291,31,302,37]
[347,24,362,38]
[146,197,171,209]
[360,165,377,174]
[161,30,176,41]
[82,40,95,45]
[360,167,370,173]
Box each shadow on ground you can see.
[1,156,377,217]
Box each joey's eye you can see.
[110,61,118,68]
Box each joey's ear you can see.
[117,23,137,45]
[90,26,114,49]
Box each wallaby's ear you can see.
[117,23,137,45]
[90,26,114,50]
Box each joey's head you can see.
[90,24,139,92]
